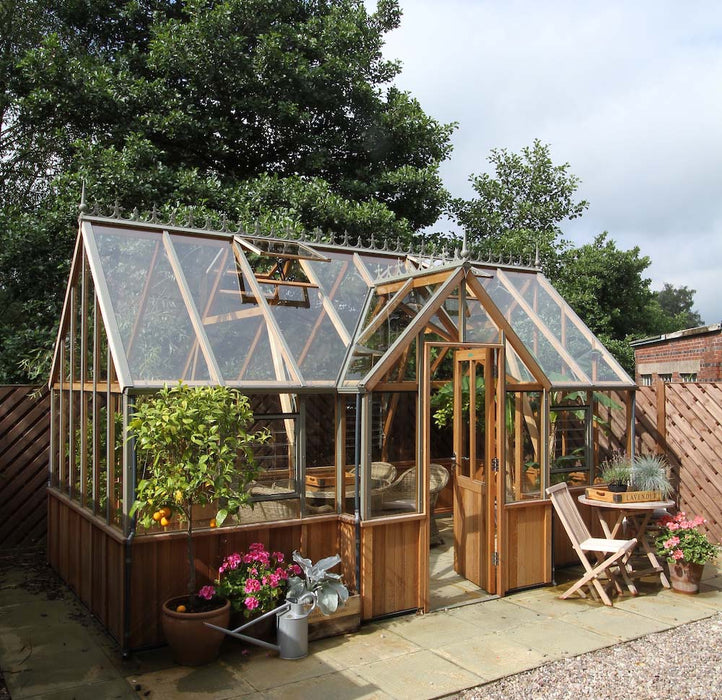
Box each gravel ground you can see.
[457,612,722,700]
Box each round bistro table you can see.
[578,495,675,589]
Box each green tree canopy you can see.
[654,283,703,330]
[0,0,454,382]
[451,139,588,275]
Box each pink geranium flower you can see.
[198,585,216,600]
[244,596,259,610]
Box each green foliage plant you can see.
[287,552,349,616]
[629,454,672,497]
[129,383,270,594]
[600,452,631,489]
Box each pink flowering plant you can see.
[655,512,719,565]
[215,543,301,617]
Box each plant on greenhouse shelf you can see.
[215,544,300,617]
[655,512,719,566]
[129,383,270,599]
[286,552,349,615]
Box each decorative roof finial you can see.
[534,242,541,269]
[460,229,470,261]
[78,181,88,216]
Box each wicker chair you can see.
[349,461,398,484]
[429,464,450,546]
[237,483,299,524]
[380,464,450,545]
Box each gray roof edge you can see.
[630,322,722,347]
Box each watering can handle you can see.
[299,592,317,615]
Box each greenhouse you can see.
[48,207,636,652]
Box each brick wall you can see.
[634,328,722,383]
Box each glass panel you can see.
[505,344,536,383]
[498,270,632,385]
[305,251,371,336]
[464,293,500,344]
[92,226,209,383]
[550,392,591,486]
[357,253,409,281]
[270,287,347,382]
[344,286,427,382]
[237,413,301,524]
[369,391,418,518]
[505,391,543,502]
[237,235,327,261]
[482,274,584,383]
[170,234,281,382]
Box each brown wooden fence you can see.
[611,383,722,546]
[0,385,50,549]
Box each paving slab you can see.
[353,649,485,700]
[128,660,258,699]
[613,589,719,624]
[497,617,617,661]
[310,625,420,669]
[446,598,546,633]
[262,668,391,700]
[379,609,485,649]
[434,632,548,681]
[557,602,671,641]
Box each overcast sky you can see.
[376,1,722,324]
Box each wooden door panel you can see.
[453,473,486,588]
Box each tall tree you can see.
[654,283,703,330]
[0,0,454,382]
[451,139,588,274]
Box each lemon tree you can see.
[129,383,269,593]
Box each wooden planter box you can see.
[308,594,361,641]
[585,487,662,504]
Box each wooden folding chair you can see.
[546,482,638,606]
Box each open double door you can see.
[425,344,505,603]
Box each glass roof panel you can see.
[505,344,536,383]
[357,253,409,280]
[268,287,347,383]
[170,234,280,382]
[92,225,209,383]
[499,270,632,385]
[303,251,371,336]
[481,273,585,383]
[464,291,501,344]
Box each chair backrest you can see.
[371,461,397,482]
[429,463,450,495]
[546,482,592,548]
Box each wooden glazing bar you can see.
[356,278,413,344]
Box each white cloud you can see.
[377,0,722,322]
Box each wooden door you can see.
[453,347,499,593]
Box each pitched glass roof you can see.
[55,215,634,391]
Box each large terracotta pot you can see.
[162,596,231,666]
[668,560,704,594]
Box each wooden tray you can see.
[305,469,355,489]
[585,487,662,504]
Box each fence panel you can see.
[0,385,50,549]
[612,383,722,546]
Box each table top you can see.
[578,495,674,510]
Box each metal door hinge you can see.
[491,552,499,566]
[491,457,499,472]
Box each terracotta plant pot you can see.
[162,596,231,666]
[668,560,704,594]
